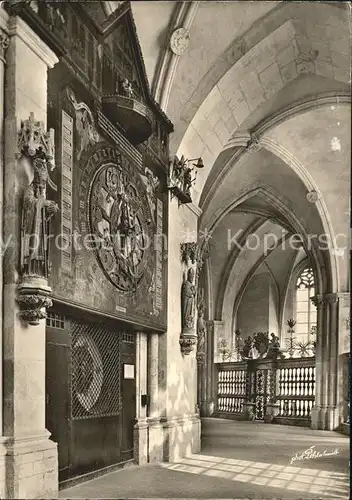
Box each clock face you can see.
[86,148,153,293]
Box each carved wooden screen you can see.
[70,319,122,419]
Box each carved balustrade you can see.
[215,356,316,426]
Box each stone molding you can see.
[0,5,9,32]
[152,1,199,110]
[185,201,202,218]
[8,15,58,68]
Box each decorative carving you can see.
[240,332,284,360]
[0,28,9,61]
[179,333,197,355]
[17,276,53,326]
[181,242,199,265]
[37,2,68,38]
[119,77,134,98]
[311,294,323,308]
[170,27,190,56]
[168,155,193,204]
[246,133,261,152]
[88,148,153,293]
[306,190,319,203]
[196,289,207,362]
[140,167,159,221]
[67,88,100,160]
[296,49,318,75]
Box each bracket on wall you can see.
[167,155,204,206]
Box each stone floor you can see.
[60,418,350,499]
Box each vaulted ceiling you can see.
[106,1,350,333]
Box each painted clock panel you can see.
[86,150,153,293]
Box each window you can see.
[295,267,317,343]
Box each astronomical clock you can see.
[43,0,173,331]
[79,145,154,297]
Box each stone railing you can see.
[275,357,315,424]
[216,361,247,415]
[215,356,315,426]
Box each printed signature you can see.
[291,445,339,464]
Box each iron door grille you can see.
[70,319,122,419]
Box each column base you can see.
[147,418,163,463]
[4,431,58,499]
[133,419,148,465]
[161,413,200,462]
[311,405,323,429]
[311,405,340,430]
[324,405,340,430]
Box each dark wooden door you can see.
[46,310,137,481]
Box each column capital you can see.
[0,28,9,63]
[311,294,324,308]
[323,293,339,305]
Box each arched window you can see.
[295,267,317,343]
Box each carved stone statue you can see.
[21,155,59,277]
[183,166,193,196]
[16,113,59,325]
[67,88,100,160]
[181,267,196,332]
[121,78,134,98]
[196,296,207,361]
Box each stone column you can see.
[337,292,350,425]
[0,16,10,499]
[2,15,59,499]
[147,333,163,462]
[204,320,215,416]
[133,332,148,465]
[310,294,323,429]
[324,293,339,430]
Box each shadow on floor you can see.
[60,419,350,499]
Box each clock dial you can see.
[87,151,153,293]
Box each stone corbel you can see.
[180,242,199,265]
[16,112,59,326]
[17,276,53,326]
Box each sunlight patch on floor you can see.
[161,454,349,499]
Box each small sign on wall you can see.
[124,364,135,379]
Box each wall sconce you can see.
[168,154,204,205]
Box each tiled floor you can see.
[60,418,350,499]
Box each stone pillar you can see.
[203,320,216,416]
[310,294,323,429]
[0,15,9,499]
[337,292,350,425]
[133,333,148,465]
[147,333,163,463]
[324,293,339,430]
[2,15,59,499]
